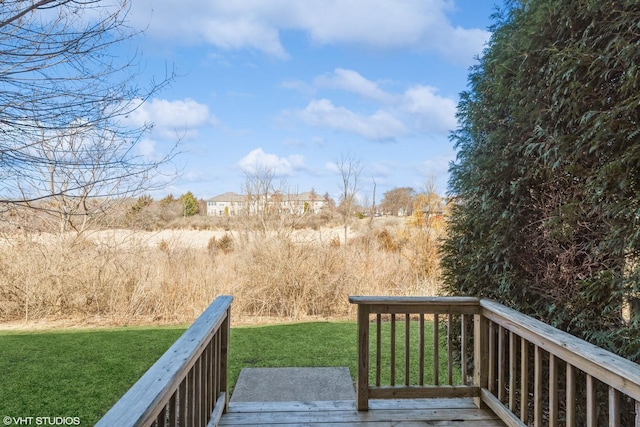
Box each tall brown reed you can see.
[0,218,443,324]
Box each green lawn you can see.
[0,320,454,426]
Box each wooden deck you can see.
[98,296,640,427]
[219,398,506,426]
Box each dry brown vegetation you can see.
[0,214,446,326]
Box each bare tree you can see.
[243,165,276,236]
[335,153,364,247]
[0,1,176,233]
[380,187,415,216]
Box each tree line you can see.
[443,0,640,362]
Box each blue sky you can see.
[121,0,498,202]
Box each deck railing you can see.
[96,295,233,427]
[350,296,640,426]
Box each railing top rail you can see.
[349,296,481,315]
[480,298,640,401]
[96,295,233,427]
[348,296,480,305]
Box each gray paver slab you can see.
[230,367,355,402]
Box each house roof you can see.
[208,191,327,204]
[207,192,246,202]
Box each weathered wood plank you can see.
[481,389,526,427]
[207,394,227,427]
[222,399,506,426]
[348,296,481,315]
[369,385,479,399]
[226,398,480,413]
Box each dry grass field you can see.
[0,215,445,327]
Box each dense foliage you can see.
[443,0,640,361]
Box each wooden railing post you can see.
[356,302,370,411]
[220,304,231,411]
[474,312,489,408]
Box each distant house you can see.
[206,192,246,216]
[206,191,328,216]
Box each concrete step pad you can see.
[230,367,355,402]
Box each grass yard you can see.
[0,326,187,426]
[1,320,455,426]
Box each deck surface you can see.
[219,398,506,426]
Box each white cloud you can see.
[419,152,456,178]
[129,0,490,65]
[125,98,219,140]
[238,148,306,176]
[293,99,407,141]
[283,70,458,139]
[402,85,458,133]
[314,68,393,103]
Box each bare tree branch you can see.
[0,0,177,232]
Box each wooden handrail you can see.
[96,295,233,427]
[479,298,640,426]
[350,296,640,426]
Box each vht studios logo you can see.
[3,417,80,426]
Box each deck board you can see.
[219,398,506,426]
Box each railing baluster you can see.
[608,386,620,427]
[178,378,186,427]
[188,366,196,427]
[461,314,467,385]
[168,394,176,426]
[447,313,453,386]
[509,331,516,412]
[405,313,410,386]
[212,333,217,414]
[355,301,370,411]
[201,347,207,423]
[521,338,529,423]
[636,400,640,427]
[473,312,489,409]
[489,320,496,394]
[586,374,596,427]
[207,338,214,416]
[433,314,439,386]
[549,354,558,427]
[156,406,167,427]
[498,325,505,402]
[419,313,425,386]
[534,345,542,427]
[391,313,396,386]
[566,364,576,427]
[376,313,381,387]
